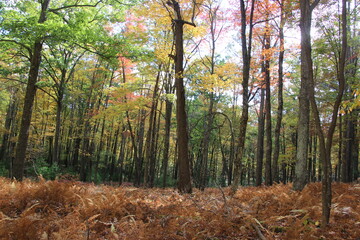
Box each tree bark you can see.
[272,0,285,183]
[293,0,312,191]
[0,89,18,165]
[144,68,161,187]
[169,0,193,194]
[162,68,174,188]
[255,87,265,186]
[264,21,272,186]
[12,0,51,180]
[308,0,347,225]
[231,0,256,193]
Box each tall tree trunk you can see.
[255,87,265,186]
[337,113,342,181]
[293,0,313,191]
[352,112,359,181]
[231,0,256,193]
[109,127,120,181]
[168,0,193,194]
[0,89,18,165]
[144,68,161,187]
[218,127,228,187]
[308,0,346,225]
[12,0,51,180]
[118,128,127,184]
[162,69,174,188]
[264,21,272,186]
[199,96,214,190]
[53,92,63,165]
[126,111,141,186]
[94,117,106,183]
[272,0,285,183]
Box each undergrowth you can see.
[0,178,359,239]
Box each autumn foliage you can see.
[0,178,359,239]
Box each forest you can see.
[0,0,359,239]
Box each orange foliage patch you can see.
[0,178,359,239]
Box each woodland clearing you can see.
[0,177,359,240]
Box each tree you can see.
[308,0,347,225]
[272,0,286,183]
[231,0,256,193]
[197,0,224,190]
[293,0,320,191]
[11,0,51,180]
[166,0,198,194]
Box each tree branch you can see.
[310,0,321,12]
[0,39,32,57]
[48,0,103,12]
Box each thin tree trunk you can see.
[255,87,265,186]
[264,22,272,186]
[272,0,285,183]
[231,0,256,193]
[162,68,174,187]
[0,89,18,165]
[199,97,214,190]
[308,0,346,225]
[144,68,161,187]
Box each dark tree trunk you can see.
[312,135,317,182]
[272,1,285,183]
[169,0,193,194]
[231,0,255,193]
[337,113,342,181]
[162,98,173,187]
[308,0,346,226]
[264,24,272,186]
[144,68,161,187]
[94,117,106,183]
[0,89,18,166]
[118,128,127,184]
[12,0,51,180]
[255,87,265,186]
[53,94,63,165]
[342,113,354,182]
[199,96,214,190]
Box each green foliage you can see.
[0,163,9,177]
[27,158,60,180]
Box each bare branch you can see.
[48,0,103,12]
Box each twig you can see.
[215,181,228,210]
[251,222,267,240]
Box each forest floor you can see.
[0,177,359,240]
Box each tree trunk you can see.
[170,0,193,194]
[272,1,285,183]
[199,97,215,190]
[255,87,265,186]
[0,89,18,166]
[144,68,161,187]
[231,0,255,193]
[162,99,172,187]
[308,0,346,225]
[118,128,127,184]
[264,23,272,186]
[293,0,312,191]
[53,94,63,165]
[12,0,51,180]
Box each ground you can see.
[0,177,359,239]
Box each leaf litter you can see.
[0,177,359,239]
